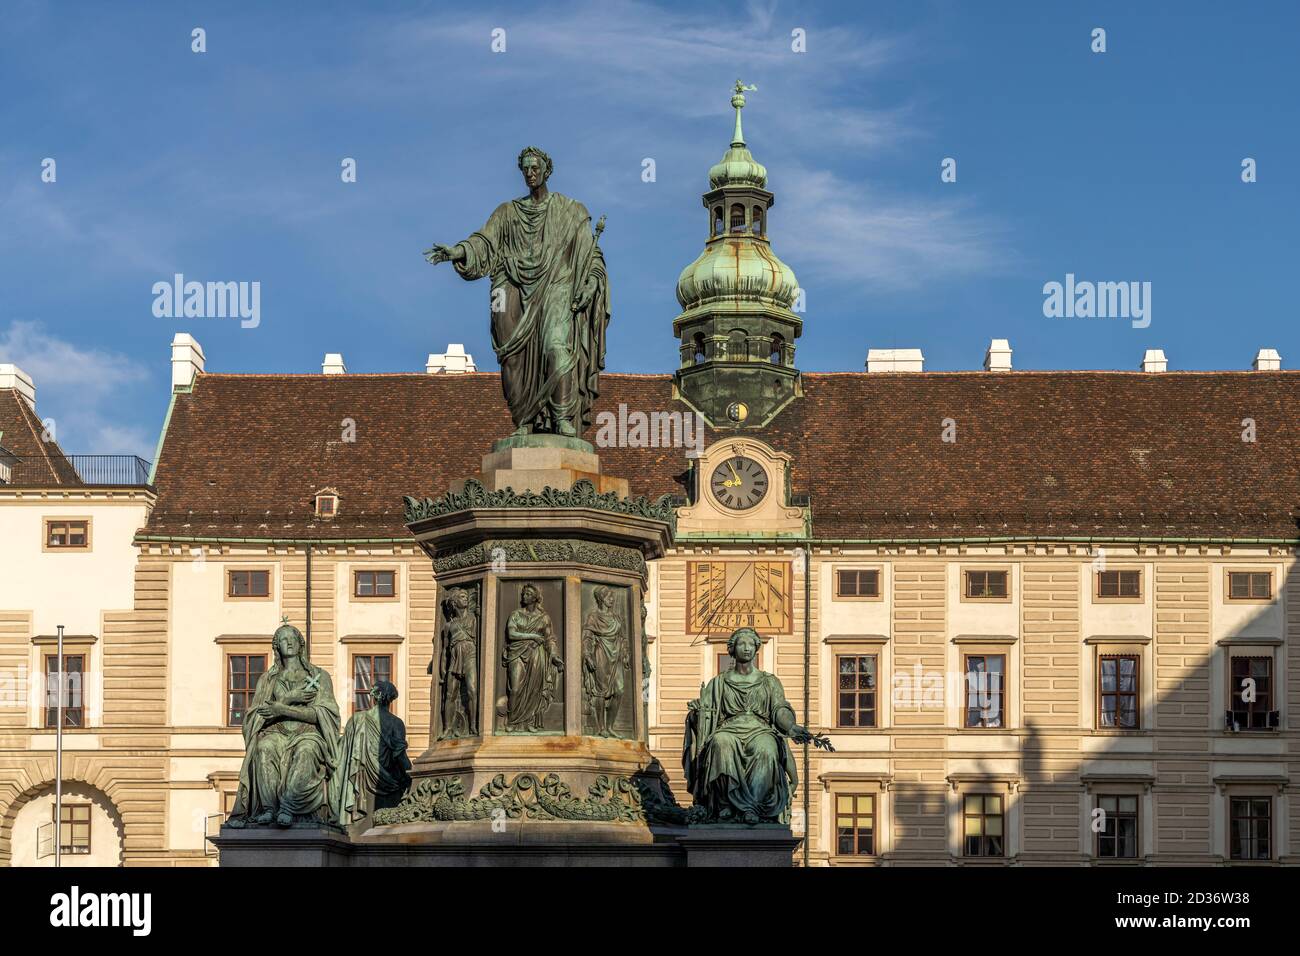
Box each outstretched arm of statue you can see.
[424,243,466,265]
[774,703,836,752]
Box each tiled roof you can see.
[143,370,1300,541]
[0,388,81,485]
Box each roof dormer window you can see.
[313,487,340,519]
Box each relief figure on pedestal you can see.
[438,586,479,739]
[227,620,341,828]
[682,627,832,825]
[334,680,411,828]
[424,147,609,437]
[582,585,629,737]
[501,583,563,732]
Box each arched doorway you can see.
[4,781,124,867]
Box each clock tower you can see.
[673,81,803,430]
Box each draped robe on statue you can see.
[232,660,341,823]
[683,669,799,823]
[453,193,609,432]
[582,607,628,726]
[333,705,411,827]
[502,606,560,732]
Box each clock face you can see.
[710,456,768,510]
[688,561,792,635]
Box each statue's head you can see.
[727,627,762,664]
[447,587,472,613]
[521,583,541,607]
[517,146,552,190]
[369,680,399,707]
[272,621,305,661]
[593,585,615,610]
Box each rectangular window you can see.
[964,655,1005,728]
[226,654,267,726]
[1228,571,1272,600]
[835,569,880,598]
[1097,569,1141,599]
[45,519,89,550]
[227,569,270,598]
[352,654,392,712]
[1098,655,1140,729]
[55,803,91,855]
[44,654,84,728]
[354,570,396,598]
[1096,795,1139,859]
[835,794,875,856]
[1228,656,1273,730]
[964,570,1008,599]
[1229,797,1271,861]
[962,794,1004,857]
[836,655,877,728]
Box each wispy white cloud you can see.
[781,166,1014,291]
[0,320,152,457]
[357,0,1007,289]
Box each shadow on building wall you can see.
[820,558,1295,867]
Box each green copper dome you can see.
[675,240,798,312]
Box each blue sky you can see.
[1,0,1297,458]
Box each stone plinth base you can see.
[675,825,800,867]
[451,434,628,496]
[213,822,797,868]
[212,826,354,867]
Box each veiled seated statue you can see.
[682,627,815,825]
[334,679,412,828]
[227,621,341,828]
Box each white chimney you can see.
[1252,348,1281,371]
[1140,349,1167,373]
[426,343,477,374]
[322,353,346,375]
[171,333,206,389]
[866,348,924,373]
[0,364,36,409]
[983,338,1012,372]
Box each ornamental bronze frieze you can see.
[404,477,676,532]
[432,537,647,579]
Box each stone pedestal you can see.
[383,442,683,861]
[213,826,354,867]
[675,825,799,867]
[452,434,628,497]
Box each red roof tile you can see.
[143,370,1300,541]
[0,388,81,485]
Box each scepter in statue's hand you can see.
[571,214,606,313]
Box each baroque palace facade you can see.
[2,100,1299,867]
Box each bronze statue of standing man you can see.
[425,147,609,438]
